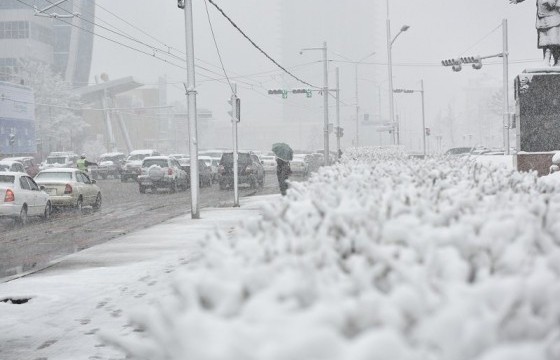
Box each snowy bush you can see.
[107,147,560,360]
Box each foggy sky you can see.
[89,0,541,152]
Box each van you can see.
[121,149,160,182]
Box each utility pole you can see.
[181,0,200,219]
[336,67,341,158]
[354,63,360,147]
[230,83,240,207]
[502,18,510,155]
[322,41,330,166]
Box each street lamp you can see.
[332,51,376,147]
[393,79,427,157]
[387,0,410,146]
[300,42,329,166]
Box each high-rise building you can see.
[0,0,95,87]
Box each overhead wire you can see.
[205,0,319,89]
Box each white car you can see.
[0,172,52,225]
[290,155,309,177]
[261,156,277,173]
[34,168,101,212]
[0,160,26,173]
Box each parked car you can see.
[0,160,26,173]
[137,156,188,193]
[0,172,52,225]
[121,149,160,182]
[90,152,126,180]
[308,153,324,173]
[291,154,309,177]
[218,152,265,190]
[169,154,188,160]
[177,158,213,188]
[39,152,79,171]
[1,157,40,177]
[199,156,217,182]
[34,168,101,212]
[261,155,277,173]
[444,147,475,156]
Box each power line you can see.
[205,0,319,89]
[204,0,234,93]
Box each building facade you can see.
[0,0,95,87]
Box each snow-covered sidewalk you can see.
[0,195,277,360]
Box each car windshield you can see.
[221,153,251,164]
[46,157,67,164]
[128,154,147,161]
[100,155,121,162]
[143,159,168,168]
[445,147,473,155]
[0,174,15,184]
[35,172,73,181]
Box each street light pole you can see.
[182,0,200,219]
[336,67,341,158]
[387,17,410,146]
[387,18,396,145]
[420,79,426,157]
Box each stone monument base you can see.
[515,70,560,152]
[514,152,556,176]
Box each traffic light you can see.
[460,56,483,70]
[291,88,312,98]
[268,89,288,99]
[441,58,462,72]
[8,133,16,145]
[335,127,344,137]
[425,128,431,136]
[227,96,240,122]
[177,0,185,9]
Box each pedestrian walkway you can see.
[0,194,280,360]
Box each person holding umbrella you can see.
[272,143,293,196]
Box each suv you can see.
[90,152,126,180]
[218,152,265,190]
[137,156,187,193]
[40,152,79,171]
[121,149,160,182]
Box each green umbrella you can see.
[272,143,293,161]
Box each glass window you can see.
[27,177,39,191]
[19,176,30,190]
[35,172,72,181]
[12,163,24,172]
[0,174,15,184]
[81,172,92,184]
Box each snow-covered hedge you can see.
[108,148,560,360]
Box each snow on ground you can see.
[106,148,560,360]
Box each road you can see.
[0,173,283,281]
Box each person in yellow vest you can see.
[77,154,97,172]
